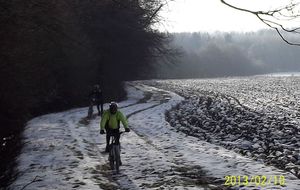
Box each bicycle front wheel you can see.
[109,148,115,170]
[114,145,121,173]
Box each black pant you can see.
[96,101,103,115]
[92,100,103,115]
[106,128,120,147]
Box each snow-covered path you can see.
[10,82,300,189]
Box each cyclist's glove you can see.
[125,128,130,132]
[100,129,105,134]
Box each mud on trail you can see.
[9,81,300,189]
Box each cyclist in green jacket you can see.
[100,102,130,152]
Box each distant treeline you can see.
[0,0,171,187]
[154,30,300,78]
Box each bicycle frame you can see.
[108,132,123,173]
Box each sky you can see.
[158,0,293,33]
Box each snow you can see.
[9,79,300,189]
[262,72,300,77]
[143,77,300,176]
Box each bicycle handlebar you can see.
[100,130,127,135]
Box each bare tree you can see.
[220,0,300,46]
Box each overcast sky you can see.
[158,0,292,33]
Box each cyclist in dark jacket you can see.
[89,84,103,116]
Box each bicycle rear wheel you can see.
[87,105,93,118]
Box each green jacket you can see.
[100,110,128,130]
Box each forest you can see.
[154,30,300,78]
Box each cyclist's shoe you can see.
[105,145,109,153]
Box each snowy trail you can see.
[10,82,300,189]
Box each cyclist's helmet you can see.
[109,102,118,114]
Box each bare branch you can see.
[220,0,300,46]
[20,175,43,190]
[146,3,164,27]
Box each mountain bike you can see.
[108,132,123,173]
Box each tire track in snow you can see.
[123,83,300,190]
[10,108,117,190]
[107,83,220,189]
[79,83,214,189]
[12,82,300,189]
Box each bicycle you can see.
[87,98,96,119]
[108,131,123,173]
